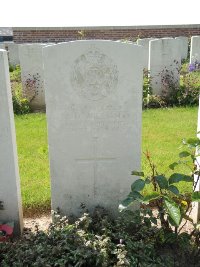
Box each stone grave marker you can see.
[137,38,155,70]
[175,36,188,60]
[43,41,143,216]
[7,43,20,66]
[191,96,200,223]
[149,38,181,95]
[0,43,5,50]
[19,43,48,111]
[190,36,200,64]
[0,49,23,235]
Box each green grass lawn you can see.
[14,107,198,215]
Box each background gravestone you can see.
[191,96,200,223]
[148,38,181,95]
[175,36,188,60]
[43,41,143,216]
[0,49,23,235]
[7,43,20,67]
[137,38,155,70]
[19,44,48,112]
[190,36,200,64]
[0,43,5,50]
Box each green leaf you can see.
[191,192,200,202]
[164,198,181,226]
[179,151,191,158]
[168,185,179,195]
[119,197,134,211]
[183,138,200,148]
[155,175,168,189]
[131,171,144,177]
[169,162,178,170]
[168,215,178,227]
[142,192,160,204]
[145,178,151,184]
[119,191,144,211]
[131,179,145,192]
[196,223,200,230]
[150,217,157,225]
[128,191,143,201]
[169,173,193,184]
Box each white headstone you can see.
[43,41,143,216]
[191,96,200,223]
[7,43,20,66]
[0,49,23,235]
[148,38,181,95]
[190,36,200,64]
[137,38,155,69]
[3,41,14,50]
[175,36,188,60]
[0,43,5,50]
[19,44,48,111]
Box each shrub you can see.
[120,137,200,245]
[146,61,200,108]
[144,95,166,109]
[179,72,200,106]
[10,65,21,83]
[142,70,167,109]
[11,82,30,115]
[10,65,30,115]
[0,206,199,266]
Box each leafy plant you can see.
[119,138,200,237]
[179,72,200,106]
[1,207,199,266]
[144,94,166,109]
[11,82,30,115]
[10,64,21,83]
[144,60,200,108]
[9,65,31,115]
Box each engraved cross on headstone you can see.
[76,137,116,194]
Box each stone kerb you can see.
[0,49,23,235]
[148,38,181,95]
[43,40,144,217]
[190,36,200,64]
[19,43,49,112]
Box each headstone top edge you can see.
[42,39,144,51]
[19,43,50,48]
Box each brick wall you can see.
[13,25,200,43]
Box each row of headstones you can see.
[0,40,200,236]
[2,35,200,111]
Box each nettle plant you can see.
[119,137,200,236]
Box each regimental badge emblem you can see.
[71,46,118,101]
